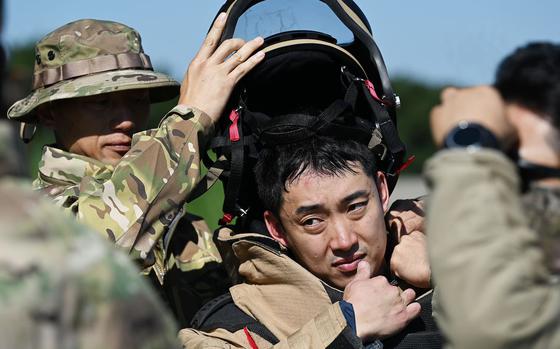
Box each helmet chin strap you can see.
[19,122,37,143]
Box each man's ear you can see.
[37,104,56,129]
[264,210,289,248]
[375,171,390,213]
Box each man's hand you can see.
[386,198,425,243]
[343,261,421,341]
[179,12,265,122]
[390,231,431,289]
[430,86,516,148]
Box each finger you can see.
[387,217,404,243]
[223,36,264,71]
[195,12,228,61]
[414,197,426,211]
[408,230,426,239]
[405,302,422,320]
[352,260,372,282]
[429,105,445,146]
[229,50,265,83]
[401,288,417,305]
[209,38,246,64]
[441,87,458,102]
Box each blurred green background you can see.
[4,42,442,229]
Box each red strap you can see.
[229,109,240,142]
[243,327,259,349]
[219,213,234,225]
[397,155,416,174]
[364,80,385,104]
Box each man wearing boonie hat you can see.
[7,15,265,324]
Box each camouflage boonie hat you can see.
[7,19,180,122]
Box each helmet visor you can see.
[232,0,355,44]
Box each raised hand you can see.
[343,261,421,341]
[390,231,431,288]
[179,12,265,122]
[386,198,425,242]
[430,86,516,148]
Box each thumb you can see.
[404,302,422,322]
[353,260,372,281]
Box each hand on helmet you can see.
[179,12,265,122]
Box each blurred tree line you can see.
[3,41,442,228]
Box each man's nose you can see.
[329,219,359,251]
[111,102,136,132]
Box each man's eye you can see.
[303,218,322,226]
[130,95,149,104]
[348,201,368,213]
[86,97,110,108]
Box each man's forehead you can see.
[286,165,374,188]
[282,168,376,209]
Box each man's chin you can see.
[327,272,357,290]
[98,151,124,167]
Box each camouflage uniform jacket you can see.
[0,179,180,349]
[522,183,560,275]
[32,105,221,283]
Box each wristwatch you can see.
[443,121,500,150]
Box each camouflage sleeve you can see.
[0,180,180,349]
[75,105,215,271]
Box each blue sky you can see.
[5,0,560,86]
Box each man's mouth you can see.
[332,253,366,273]
[107,143,131,153]
[105,136,132,155]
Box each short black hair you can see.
[495,42,560,127]
[254,136,378,216]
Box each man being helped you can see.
[426,42,560,349]
[181,136,438,348]
[6,14,265,324]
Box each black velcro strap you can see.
[223,110,245,216]
[259,113,319,145]
[259,100,351,145]
[386,332,443,349]
[314,99,352,131]
[359,83,406,174]
[191,292,279,345]
[191,292,234,329]
[209,134,258,149]
[344,79,361,111]
[382,291,443,349]
[341,72,406,174]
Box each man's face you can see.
[265,166,389,289]
[40,89,150,166]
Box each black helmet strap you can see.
[342,69,406,176]
[258,99,351,146]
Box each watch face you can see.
[453,125,482,146]
[444,122,500,149]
